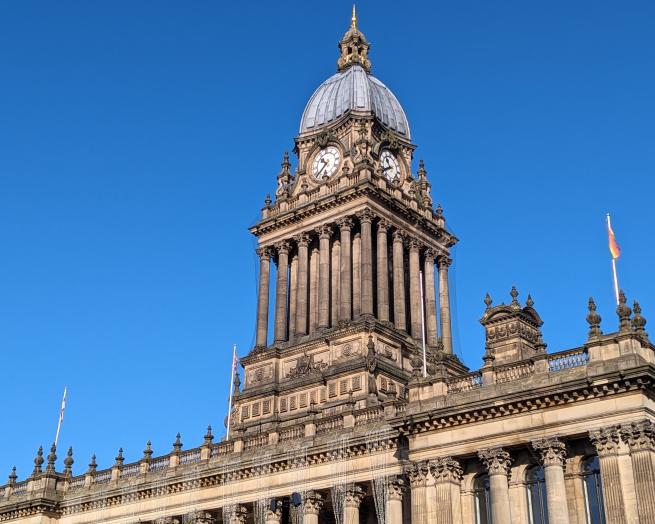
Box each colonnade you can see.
[254,209,453,352]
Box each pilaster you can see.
[620,420,655,523]
[589,427,628,524]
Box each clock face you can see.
[380,150,400,182]
[312,146,341,181]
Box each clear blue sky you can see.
[1,1,653,479]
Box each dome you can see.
[299,65,410,138]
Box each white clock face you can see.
[312,146,341,181]
[380,150,400,182]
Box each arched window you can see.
[474,474,492,524]
[582,456,606,524]
[526,465,549,524]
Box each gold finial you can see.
[351,4,358,29]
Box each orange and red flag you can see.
[608,220,620,259]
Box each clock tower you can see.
[234,9,465,432]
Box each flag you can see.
[608,220,620,259]
[231,346,239,375]
[54,386,67,446]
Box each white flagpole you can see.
[226,345,237,440]
[419,270,427,378]
[607,213,620,305]
[54,386,67,447]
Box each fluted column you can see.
[352,232,361,317]
[408,461,429,524]
[294,233,310,336]
[392,230,407,331]
[429,457,463,524]
[621,420,655,523]
[331,239,341,326]
[317,225,332,329]
[424,249,438,346]
[376,219,390,322]
[358,209,374,316]
[344,485,365,524]
[338,217,353,322]
[255,247,272,347]
[289,253,298,340]
[437,255,453,354]
[302,490,324,524]
[386,476,406,524]
[265,500,283,524]
[408,238,422,339]
[533,438,570,524]
[309,246,319,333]
[478,448,513,523]
[274,242,290,343]
[590,427,628,524]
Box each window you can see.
[526,466,549,524]
[474,474,492,524]
[582,456,606,524]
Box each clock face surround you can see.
[312,146,341,181]
[380,150,400,182]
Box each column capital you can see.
[256,246,273,259]
[429,456,463,483]
[407,460,430,487]
[185,510,215,524]
[532,437,567,467]
[274,240,291,256]
[336,216,354,231]
[154,519,180,524]
[232,506,248,524]
[424,248,438,261]
[315,224,333,239]
[303,490,324,515]
[590,426,622,456]
[620,420,655,452]
[436,254,452,268]
[377,217,391,232]
[265,500,283,521]
[387,475,407,501]
[392,228,406,243]
[356,207,374,224]
[294,232,310,248]
[478,447,512,476]
[408,237,423,252]
[344,484,366,508]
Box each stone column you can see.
[344,484,366,524]
[386,476,406,524]
[289,253,298,340]
[255,247,272,347]
[533,437,570,524]
[408,460,429,524]
[230,506,248,524]
[294,233,310,336]
[265,500,283,524]
[331,239,341,327]
[303,490,324,524]
[317,225,332,329]
[478,448,513,523]
[423,249,438,346]
[274,242,290,343]
[338,217,353,322]
[437,255,453,354]
[352,232,361,318]
[621,420,655,523]
[429,457,463,524]
[309,246,319,333]
[408,238,422,339]
[358,208,374,316]
[392,230,407,332]
[376,219,390,322]
[590,427,628,524]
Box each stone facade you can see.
[1,10,654,524]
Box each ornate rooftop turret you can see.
[337,6,371,73]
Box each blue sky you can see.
[1,1,653,478]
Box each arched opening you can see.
[526,465,549,524]
[581,456,606,524]
[474,473,492,524]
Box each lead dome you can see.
[299,8,410,138]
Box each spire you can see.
[351,4,358,29]
[337,6,371,73]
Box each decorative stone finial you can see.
[8,466,17,486]
[32,445,44,476]
[142,440,153,462]
[510,286,520,308]
[632,301,648,336]
[114,448,124,467]
[484,293,492,309]
[173,433,183,453]
[45,443,57,473]
[617,290,632,332]
[351,4,357,29]
[263,194,272,208]
[233,370,241,392]
[586,297,603,339]
[203,425,214,446]
[63,447,74,476]
[87,454,97,474]
[276,152,293,197]
[526,294,534,308]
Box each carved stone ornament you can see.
[266,500,283,520]
[387,475,406,501]
[316,130,337,148]
[232,506,248,524]
[377,218,391,233]
[620,420,655,452]
[429,457,463,484]
[185,510,215,524]
[532,438,567,467]
[589,426,621,456]
[478,448,512,476]
[406,460,429,487]
[286,352,327,379]
[337,216,354,231]
[380,130,401,152]
[344,484,366,508]
[356,207,374,224]
[294,232,310,247]
[316,224,333,239]
[154,518,180,524]
[303,490,324,515]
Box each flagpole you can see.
[419,270,427,378]
[226,344,237,441]
[606,213,620,305]
[54,386,67,447]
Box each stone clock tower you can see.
[234,10,466,431]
